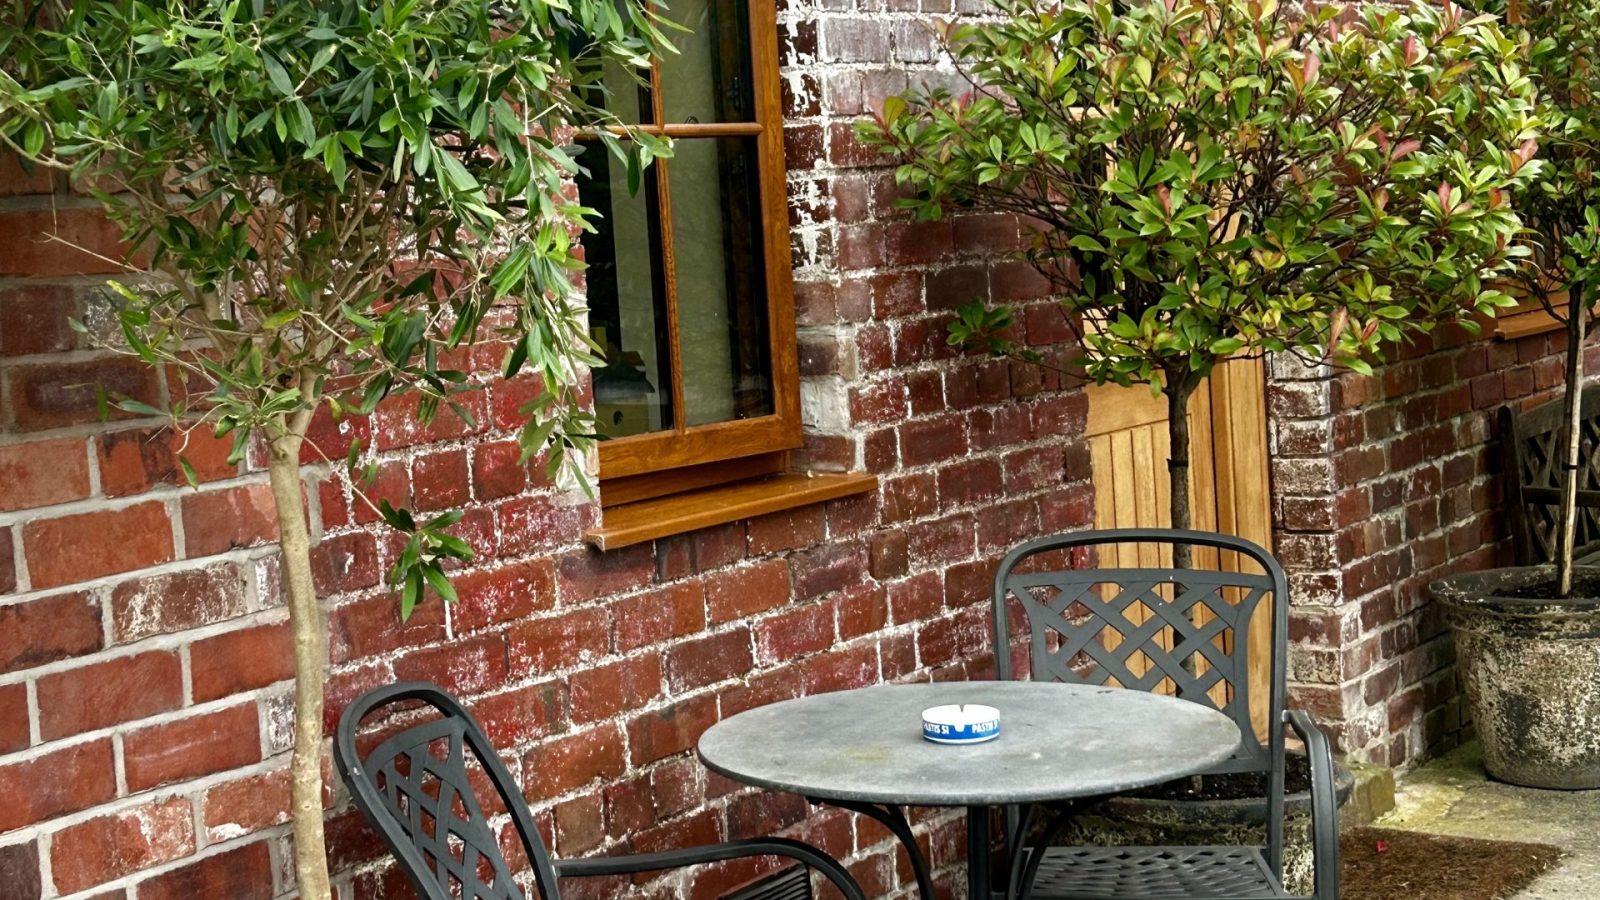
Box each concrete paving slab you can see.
[1379,743,1600,897]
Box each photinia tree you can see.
[863,0,1541,564]
[0,1,670,896]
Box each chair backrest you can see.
[334,682,561,900]
[992,528,1288,775]
[1502,385,1600,565]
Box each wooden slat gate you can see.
[1083,358,1274,739]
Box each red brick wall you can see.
[1270,328,1598,768]
[0,5,1089,898]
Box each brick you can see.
[0,683,26,754]
[472,440,529,500]
[507,607,609,673]
[372,390,487,450]
[0,529,12,595]
[310,530,381,595]
[754,603,834,663]
[49,797,195,894]
[412,448,470,511]
[553,792,606,857]
[525,723,626,800]
[0,208,138,277]
[0,590,102,674]
[22,502,174,589]
[790,542,869,600]
[349,460,410,526]
[96,426,237,497]
[36,651,183,741]
[899,415,967,467]
[705,559,790,623]
[124,704,262,792]
[745,506,826,555]
[0,283,75,357]
[191,614,297,701]
[135,841,273,900]
[451,558,554,632]
[5,356,162,431]
[569,655,662,722]
[202,767,293,841]
[0,151,56,194]
[625,693,719,766]
[0,841,40,900]
[667,628,754,692]
[181,482,279,557]
[0,740,116,831]
[613,581,706,652]
[496,495,589,554]
[470,681,564,748]
[110,562,246,642]
[556,544,653,602]
[326,592,446,663]
[393,632,509,698]
[800,643,879,694]
[836,585,889,640]
[0,438,90,512]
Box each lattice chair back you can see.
[335,682,560,900]
[992,528,1289,780]
[1502,384,1600,565]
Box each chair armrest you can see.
[556,836,865,900]
[1284,709,1340,900]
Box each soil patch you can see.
[1499,574,1600,600]
[1340,827,1561,900]
[1124,755,1312,801]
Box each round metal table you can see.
[698,681,1241,899]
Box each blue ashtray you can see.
[921,704,1000,744]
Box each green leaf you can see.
[262,52,295,97]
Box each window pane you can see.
[574,142,674,437]
[669,137,774,426]
[577,47,654,125]
[660,0,755,124]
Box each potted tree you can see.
[864,0,1539,548]
[0,2,669,896]
[1429,0,1600,790]
[862,0,1541,886]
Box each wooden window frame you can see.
[593,0,801,497]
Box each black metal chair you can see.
[991,529,1338,900]
[334,682,866,900]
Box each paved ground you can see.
[1379,743,1600,897]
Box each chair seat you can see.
[1025,845,1290,899]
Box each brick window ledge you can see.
[584,471,878,551]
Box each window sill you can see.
[584,471,879,551]
[1495,305,1566,341]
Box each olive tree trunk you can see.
[1556,281,1589,598]
[266,428,333,900]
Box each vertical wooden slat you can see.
[1085,360,1274,728]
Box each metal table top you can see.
[698,681,1241,807]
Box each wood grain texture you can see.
[586,472,877,550]
[1084,359,1273,730]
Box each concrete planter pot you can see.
[1431,565,1600,790]
[1060,756,1354,896]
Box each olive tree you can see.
[863,0,1541,562]
[0,2,669,896]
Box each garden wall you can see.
[0,3,1087,898]
[0,4,1585,900]
[1272,328,1598,768]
